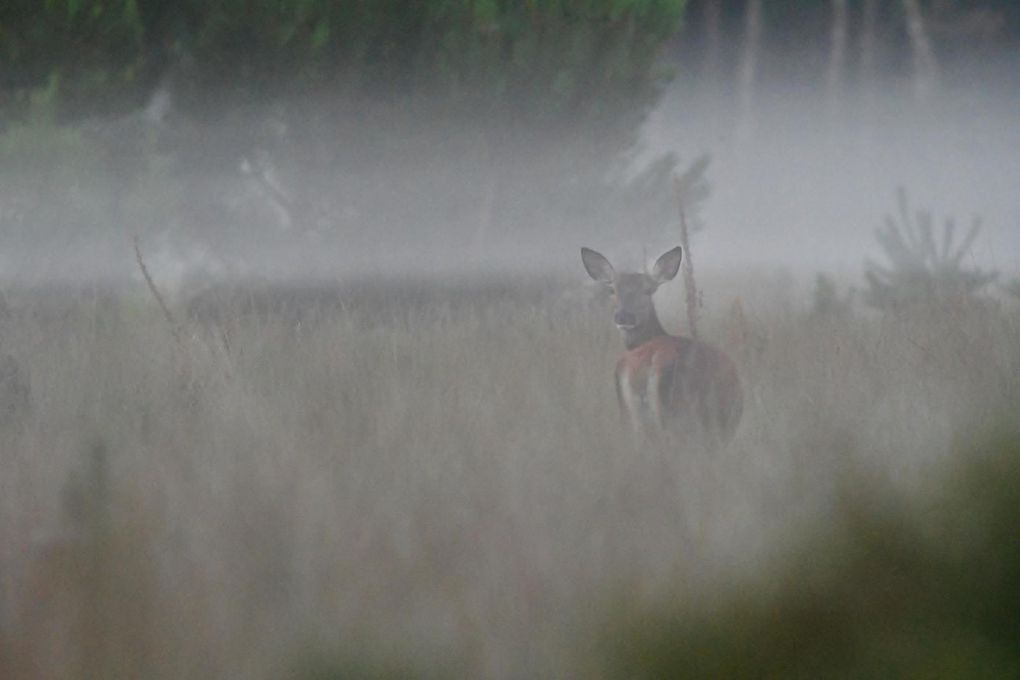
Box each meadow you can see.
[0,272,1017,678]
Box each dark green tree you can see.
[1,1,690,256]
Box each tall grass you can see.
[0,277,1017,678]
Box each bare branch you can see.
[132,234,182,344]
[673,175,700,341]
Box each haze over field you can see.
[4,74,1019,286]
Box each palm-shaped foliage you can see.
[864,188,997,311]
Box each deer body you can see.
[582,246,743,443]
[616,334,742,438]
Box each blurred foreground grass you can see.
[605,429,1020,679]
[0,276,1017,678]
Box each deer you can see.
[581,246,743,445]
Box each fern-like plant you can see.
[864,188,997,311]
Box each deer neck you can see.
[622,310,668,350]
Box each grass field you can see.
[0,274,1018,678]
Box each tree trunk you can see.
[902,0,941,100]
[473,169,498,252]
[826,0,849,112]
[736,0,762,142]
[859,0,879,94]
[857,0,881,143]
[702,0,722,84]
[470,131,501,252]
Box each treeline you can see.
[0,1,1015,272]
[0,1,694,270]
[681,0,1019,101]
[0,1,683,122]
[2,1,1015,125]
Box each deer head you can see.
[581,246,683,350]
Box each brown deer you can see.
[581,246,742,444]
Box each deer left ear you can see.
[650,246,683,283]
[581,247,616,285]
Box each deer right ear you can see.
[650,246,683,283]
[581,248,615,285]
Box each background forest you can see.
[1,0,1017,280]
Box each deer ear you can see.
[651,246,683,283]
[581,247,615,284]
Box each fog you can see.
[647,51,1020,279]
[2,7,1019,678]
[2,47,1018,290]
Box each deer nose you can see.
[614,310,637,328]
